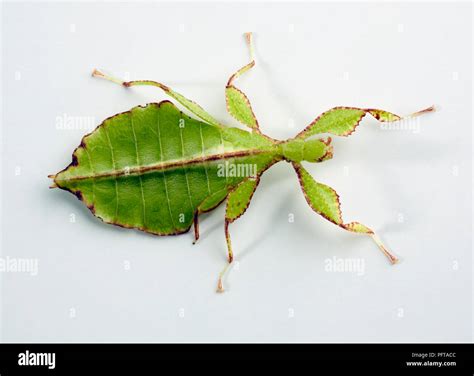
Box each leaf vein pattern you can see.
[179,126,194,210]
[199,123,212,195]
[130,111,146,227]
[83,148,95,203]
[103,126,119,221]
[219,130,228,188]
[156,109,176,229]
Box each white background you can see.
[1,2,472,342]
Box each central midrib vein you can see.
[60,148,275,182]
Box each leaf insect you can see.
[49,33,434,292]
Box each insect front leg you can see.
[293,163,399,264]
[295,105,435,139]
[217,177,260,293]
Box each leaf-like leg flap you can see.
[217,177,260,292]
[296,105,435,139]
[225,33,260,131]
[292,162,399,264]
[92,69,222,128]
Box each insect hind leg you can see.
[91,69,222,128]
[192,212,199,244]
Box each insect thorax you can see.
[281,138,333,163]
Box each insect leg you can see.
[227,32,255,86]
[216,219,233,292]
[92,69,222,128]
[225,33,260,131]
[217,177,260,292]
[296,105,435,139]
[293,162,399,264]
[192,212,199,244]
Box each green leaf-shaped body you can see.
[52,33,433,291]
[54,101,278,235]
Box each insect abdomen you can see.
[54,101,276,235]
